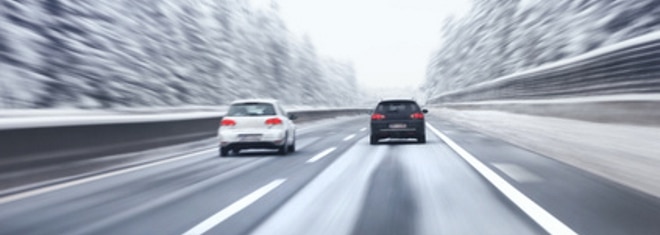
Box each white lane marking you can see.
[252,138,386,235]
[359,127,367,132]
[182,179,286,235]
[306,147,337,163]
[426,123,577,235]
[0,148,216,205]
[493,163,543,183]
[343,134,356,141]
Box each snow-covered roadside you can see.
[0,107,368,130]
[431,108,660,198]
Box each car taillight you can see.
[410,112,424,119]
[371,113,386,120]
[265,117,283,125]
[221,119,236,126]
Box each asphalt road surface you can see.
[1,115,659,235]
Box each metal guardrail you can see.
[428,32,660,104]
[0,108,370,174]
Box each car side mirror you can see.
[288,114,298,120]
[422,109,428,114]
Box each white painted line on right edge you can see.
[426,123,577,235]
[182,179,286,235]
[306,147,337,163]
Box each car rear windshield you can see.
[227,103,276,116]
[376,101,420,113]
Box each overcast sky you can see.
[254,0,473,93]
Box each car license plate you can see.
[239,134,262,142]
[389,123,407,129]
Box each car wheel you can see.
[278,136,289,155]
[288,139,296,152]
[418,135,426,144]
[370,135,378,145]
[220,147,229,157]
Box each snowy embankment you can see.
[431,107,660,198]
[440,94,660,127]
[0,105,370,130]
[0,108,227,130]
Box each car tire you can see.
[278,144,288,155]
[418,135,426,144]
[278,136,289,155]
[288,139,296,152]
[220,147,229,157]
[370,135,378,145]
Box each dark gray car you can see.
[369,99,428,145]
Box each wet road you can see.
[1,115,659,235]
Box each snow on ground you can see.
[0,110,225,130]
[0,106,228,117]
[0,107,367,130]
[439,94,660,105]
[431,108,660,198]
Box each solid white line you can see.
[343,134,356,141]
[0,148,217,205]
[426,123,577,235]
[182,179,286,235]
[306,147,337,163]
[359,127,367,132]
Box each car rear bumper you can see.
[218,128,286,148]
[221,141,284,150]
[371,121,425,138]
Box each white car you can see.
[218,99,297,156]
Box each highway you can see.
[1,115,660,235]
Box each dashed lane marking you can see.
[182,179,287,235]
[306,147,337,163]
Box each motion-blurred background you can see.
[2,1,660,235]
[0,0,360,109]
[2,1,659,108]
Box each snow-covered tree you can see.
[425,0,660,98]
[0,0,359,108]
